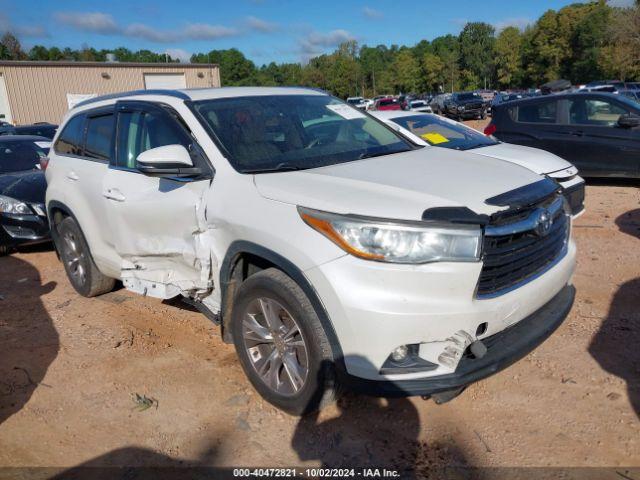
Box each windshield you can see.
[390,114,498,150]
[193,95,413,173]
[457,93,480,101]
[0,140,48,174]
[411,101,426,107]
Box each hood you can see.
[254,148,544,221]
[471,142,572,175]
[0,170,47,204]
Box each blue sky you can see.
[0,0,634,64]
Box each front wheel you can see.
[231,268,337,415]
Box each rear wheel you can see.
[56,216,115,297]
[231,268,337,415]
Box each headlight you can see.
[457,106,465,111]
[299,207,481,264]
[0,195,31,215]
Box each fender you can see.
[219,240,344,367]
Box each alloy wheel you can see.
[62,231,87,286]
[242,297,309,396]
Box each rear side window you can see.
[84,114,114,161]
[514,100,557,124]
[54,114,85,156]
[116,110,192,169]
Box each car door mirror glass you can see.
[617,114,640,129]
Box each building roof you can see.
[0,60,217,68]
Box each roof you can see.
[75,86,327,108]
[0,135,51,142]
[0,60,217,68]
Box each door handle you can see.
[103,188,126,202]
[66,171,79,181]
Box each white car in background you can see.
[372,110,585,216]
[407,100,432,113]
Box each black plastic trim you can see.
[75,89,191,109]
[340,284,575,397]
[219,241,344,365]
[422,207,490,226]
[485,178,560,209]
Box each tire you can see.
[481,111,487,120]
[0,245,10,256]
[56,216,115,297]
[231,268,338,415]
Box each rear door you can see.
[52,108,119,272]
[497,98,566,156]
[560,95,638,177]
[102,100,215,298]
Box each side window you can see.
[54,114,85,156]
[568,98,628,126]
[116,109,192,169]
[516,100,557,124]
[84,114,114,161]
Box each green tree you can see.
[0,32,26,60]
[192,48,257,86]
[29,45,49,61]
[432,35,460,92]
[391,48,420,93]
[459,22,496,89]
[495,26,523,88]
[422,52,445,92]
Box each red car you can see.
[374,98,401,111]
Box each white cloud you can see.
[245,16,279,33]
[183,23,238,40]
[298,29,356,61]
[362,7,383,19]
[494,17,532,32]
[124,23,176,42]
[54,12,119,34]
[165,48,191,63]
[0,14,49,38]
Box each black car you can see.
[0,123,58,139]
[442,92,487,120]
[0,135,51,254]
[486,92,640,178]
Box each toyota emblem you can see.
[535,209,553,236]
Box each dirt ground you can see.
[0,126,639,478]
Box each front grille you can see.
[477,196,569,298]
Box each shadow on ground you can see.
[589,277,640,419]
[615,208,640,239]
[0,255,57,425]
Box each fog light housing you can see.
[391,345,408,362]
[380,344,438,375]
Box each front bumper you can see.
[305,238,576,381]
[339,284,575,396]
[0,211,50,248]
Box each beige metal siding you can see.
[0,63,220,125]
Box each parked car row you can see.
[0,122,58,139]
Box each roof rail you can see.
[74,89,191,108]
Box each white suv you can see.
[45,87,576,414]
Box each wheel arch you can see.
[219,240,344,367]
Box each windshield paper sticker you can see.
[35,141,52,149]
[421,132,449,144]
[326,104,366,120]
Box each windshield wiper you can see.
[243,162,308,174]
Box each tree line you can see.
[2,0,639,98]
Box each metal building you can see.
[0,61,220,125]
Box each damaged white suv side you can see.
[45,87,576,414]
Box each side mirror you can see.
[618,113,640,129]
[136,144,201,178]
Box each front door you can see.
[559,96,638,177]
[102,101,215,298]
